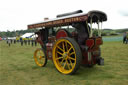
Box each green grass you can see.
[0,41,128,85]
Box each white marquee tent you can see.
[21,33,37,39]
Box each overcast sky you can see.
[0,0,128,31]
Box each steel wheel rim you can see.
[34,49,45,67]
[53,39,76,74]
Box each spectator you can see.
[28,40,30,45]
[20,37,22,42]
[11,39,13,44]
[8,39,11,47]
[34,40,37,46]
[14,40,16,44]
[31,40,34,46]
[126,33,128,44]
[123,32,127,44]
[6,39,8,44]
[24,40,27,45]
[21,40,23,46]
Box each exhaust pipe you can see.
[56,10,83,18]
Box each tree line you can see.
[0,29,38,37]
[0,28,127,37]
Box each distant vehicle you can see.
[28,10,107,74]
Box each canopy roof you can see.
[28,10,107,29]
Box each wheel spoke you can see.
[66,60,71,69]
[57,51,63,55]
[57,46,64,52]
[68,57,75,61]
[65,42,68,51]
[62,42,65,52]
[63,60,67,69]
[39,56,42,59]
[69,59,73,68]
[56,56,63,60]
[67,47,73,53]
[69,52,75,56]
[60,58,65,65]
[39,50,44,56]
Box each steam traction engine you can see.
[28,10,107,74]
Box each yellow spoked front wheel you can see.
[52,37,82,74]
[34,48,47,67]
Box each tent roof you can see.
[21,33,34,38]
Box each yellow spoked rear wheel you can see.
[52,37,82,74]
[34,48,47,67]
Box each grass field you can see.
[0,40,128,85]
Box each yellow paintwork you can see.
[34,49,45,67]
[52,39,76,74]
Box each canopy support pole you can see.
[100,22,103,36]
[90,19,93,38]
[97,20,100,36]
[86,21,90,38]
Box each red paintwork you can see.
[82,52,88,65]
[82,37,102,66]
[0,37,2,41]
[82,51,96,65]
[46,36,56,60]
[56,30,68,39]
[86,39,94,49]
[46,43,53,60]
[95,37,103,45]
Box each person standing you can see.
[8,39,11,47]
[123,32,127,44]
[24,40,27,45]
[14,40,16,44]
[21,40,23,46]
[126,32,128,44]
[31,40,34,46]
[10,39,12,44]
[6,39,8,44]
